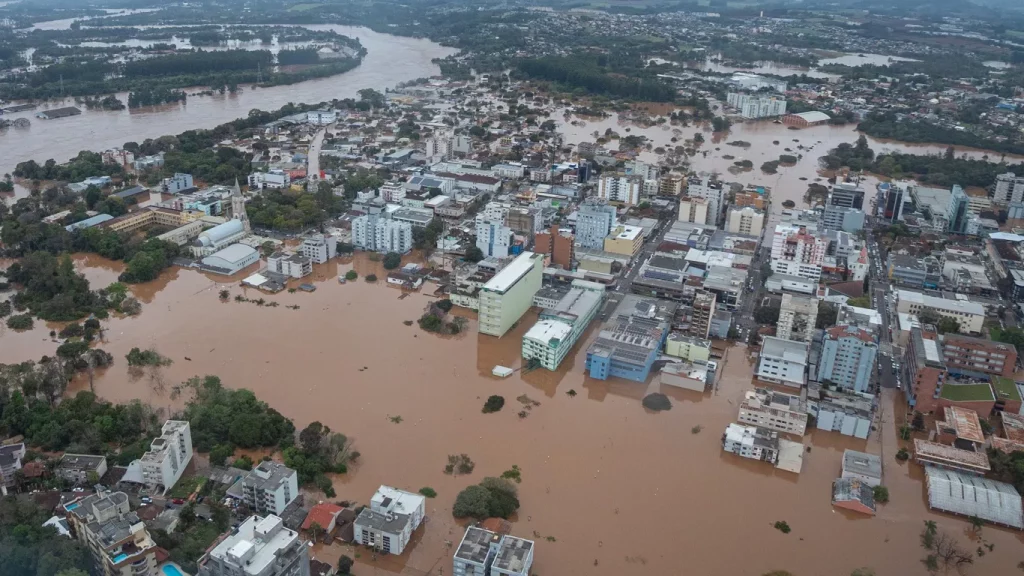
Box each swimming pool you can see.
[162,565,185,576]
[64,503,79,511]
[112,554,127,563]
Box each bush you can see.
[418,487,437,498]
[895,448,910,461]
[6,314,33,330]
[436,299,453,312]
[483,395,505,413]
[382,252,402,270]
[642,393,671,411]
[779,154,798,163]
[444,453,475,476]
[365,274,377,282]
[338,555,354,575]
[209,444,233,466]
[126,347,171,367]
[774,521,791,534]
[345,270,358,281]
[872,485,889,504]
[781,200,796,208]
[232,455,254,471]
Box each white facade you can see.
[722,423,779,463]
[727,93,787,119]
[239,462,299,516]
[267,252,313,279]
[479,252,545,337]
[354,486,426,556]
[476,213,513,259]
[738,389,808,436]
[353,215,413,254]
[770,224,827,280]
[380,182,406,203]
[300,234,336,264]
[895,289,985,334]
[687,177,724,225]
[757,336,809,387]
[198,514,310,576]
[307,110,338,126]
[597,174,642,205]
[140,420,193,494]
[777,293,818,343]
[248,170,291,190]
[678,197,709,224]
[994,172,1024,204]
[726,206,765,236]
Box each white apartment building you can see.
[597,174,642,205]
[300,234,337,264]
[994,172,1024,204]
[521,280,605,370]
[726,206,765,237]
[380,182,406,203]
[756,336,809,387]
[354,486,426,556]
[248,170,291,190]
[198,514,310,576]
[722,423,780,464]
[267,252,313,279]
[66,490,160,576]
[895,289,985,334]
[476,213,513,259]
[353,215,414,254]
[625,160,659,181]
[687,176,724,225]
[777,293,818,343]
[738,388,809,436]
[140,420,193,494]
[479,252,545,337]
[454,526,535,576]
[727,93,787,119]
[678,197,709,224]
[235,461,299,516]
[771,224,827,280]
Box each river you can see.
[0,22,456,179]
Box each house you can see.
[841,450,882,487]
[353,486,425,556]
[57,453,108,485]
[832,478,876,516]
[302,503,345,534]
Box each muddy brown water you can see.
[3,250,1023,575]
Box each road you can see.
[866,229,900,390]
[306,126,328,186]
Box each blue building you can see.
[817,325,878,393]
[585,295,675,382]
[575,201,617,249]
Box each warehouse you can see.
[200,244,259,276]
[925,467,1023,529]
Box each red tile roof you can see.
[302,503,344,531]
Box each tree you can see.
[465,246,484,263]
[453,484,492,518]
[846,296,871,308]
[337,555,354,575]
[219,289,230,300]
[816,303,838,329]
[86,471,100,485]
[936,317,960,334]
[482,395,505,413]
[345,270,358,281]
[872,485,889,504]
[308,521,323,542]
[918,309,941,326]
[382,252,402,270]
[299,421,329,454]
[209,444,233,466]
[753,305,780,325]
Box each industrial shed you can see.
[925,466,1023,529]
[200,244,259,276]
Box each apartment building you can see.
[300,234,337,264]
[818,325,878,393]
[453,526,535,576]
[479,252,544,337]
[726,93,787,119]
[352,215,414,254]
[267,252,313,279]
[994,172,1024,204]
[0,442,25,491]
[678,197,709,225]
[686,176,724,225]
[726,206,765,237]
[770,224,827,280]
[603,224,644,258]
[776,293,818,343]
[738,388,809,436]
[476,213,513,259]
[67,490,159,576]
[658,173,685,196]
[248,170,291,190]
[198,514,310,576]
[665,333,711,363]
[235,462,299,516]
[380,182,406,203]
[756,336,809,388]
[941,333,1018,379]
[533,225,574,269]
[597,174,642,205]
[896,289,985,335]
[575,202,617,249]
[354,486,425,556]
[689,290,717,339]
[57,453,108,485]
[140,420,193,494]
[903,327,948,414]
[522,280,605,370]
[722,423,779,464]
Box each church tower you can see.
[231,178,250,232]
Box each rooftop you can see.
[760,336,809,365]
[843,450,882,480]
[898,289,984,316]
[925,467,1023,529]
[608,224,643,242]
[483,252,542,294]
[832,478,876,515]
[59,453,106,472]
[523,319,572,346]
[207,514,300,576]
[992,377,1022,402]
[1002,412,1024,443]
[243,461,295,491]
[454,526,500,566]
[939,406,985,444]
[493,535,534,573]
[914,439,991,473]
[939,383,995,402]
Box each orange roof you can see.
[302,503,344,531]
[827,325,874,344]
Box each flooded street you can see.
[1,248,1020,575]
[0,23,455,179]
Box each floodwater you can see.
[1,247,1022,574]
[816,53,920,67]
[0,22,456,179]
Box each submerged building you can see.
[479,252,545,337]
[585,295,675,382]
[521,280,605,370]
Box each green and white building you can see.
[479,252,545,337]
[522,280,605,370]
